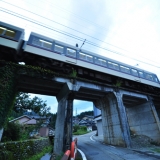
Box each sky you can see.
[1,0,160,114]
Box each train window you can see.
[108,61,119,70]
[4,29,16,38]
[153,76,159,82]
[67,48,76,57]
[86,55,93,62]
[131,69,138,76]
[0,27,6,34]
[95,58,106,66]
[32,38,41,46]
[54,45,64,53]
[79,52,86,60]
[120,65,130,74]
[139,71,144,78]
[145,73,153,81]
[40,39,52,49]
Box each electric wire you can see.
[1,0,127,51]
[1,0,159,66]
[0,7,160,69]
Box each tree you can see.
[1,121,21,142]
[13,92,51,116]
[77,111,93,120]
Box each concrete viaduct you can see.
[16,74,160,155]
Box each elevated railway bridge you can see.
[0,21,160,155]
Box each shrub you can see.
[80,126,87,131]
[73,125,80,132]
[2,122,21,142]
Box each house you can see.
[78,115,97,131]
[9,115,51,137]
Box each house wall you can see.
[16,117,30,124]
[39,127,49,137]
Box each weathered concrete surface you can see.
[54,96,68,155]
[95,92,131,148]
[126,100,160,142]
[54,82,79,155]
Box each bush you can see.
[73,125,80,132]
[80,126,87,131]
[2,122,21,142]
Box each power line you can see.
[1,7,160,69]
[1,0,159,66]
[1,0,127,51]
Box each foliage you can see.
[80,126,87,131]
[73,125,88,135]
[77,111,93,120]
[47,113,57,129]
[0,63,17,129]
[1,121,21,142]
[0,138,50,160]
[26,145,52,160]
[73,124,80,132]
[14,92,51,116]
[70,68,77,78]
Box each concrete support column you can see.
[114,91,131,148]
[54,82,79,155]
[95,91,131,148]
[63,98,73,151]
[54,96,68,155]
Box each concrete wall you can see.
[97,119,103,136]
[126,101,160,142]
[95,93,128,147]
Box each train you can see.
[0,21,160,88]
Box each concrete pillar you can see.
[54,82,79,155]
[114,91,131,148]
[54,96,68,155]
[63,98,73,151]
[95,92,131,148]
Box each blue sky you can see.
[1,0,160,114]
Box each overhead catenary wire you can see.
[0,7,160,69]
[2,0,160,67]
[1,0,127,52]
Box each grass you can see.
[26,145,52,160]
[73,129,88,135]
[151,148,160,153]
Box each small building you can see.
[78,115,97,131]
[9,115,51,137]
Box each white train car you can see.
[0,22,159,89]
[0,21,24,52]
[23,32,160,88]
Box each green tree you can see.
[77,111,93,120]
[13,92,51,116]
[1,121,21,142]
